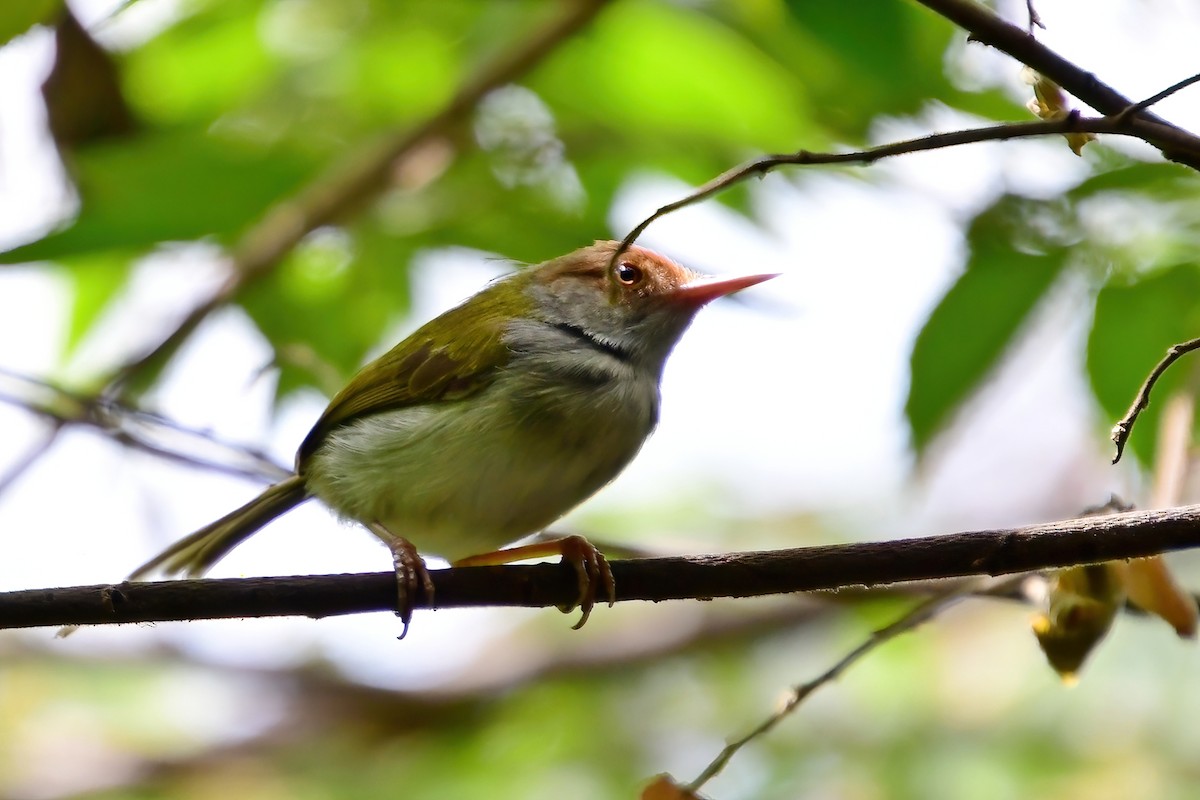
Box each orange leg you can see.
[453,535,615,629]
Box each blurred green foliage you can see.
[5,599,1200,799]
[4,0,1200,794]
[3,0,1193,465]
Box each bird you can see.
[123,240,776,633]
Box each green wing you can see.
[296,289,513,469]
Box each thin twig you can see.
[0,367,289,480]
[0,424,63,497]
[913,0,1200,171]
[1115,71,1200,123]
[1111,337,1200,464]
[604,2,1200,268]
[609,111,1176,268]
[687,578,1011,792]
[1025,0,1044,33]
[107,0,612,393]
[8,503,1200,630]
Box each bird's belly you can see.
[303,380,657,561]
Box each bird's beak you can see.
[670,272,779,306]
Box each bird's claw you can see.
[389,538,435,639]
[555,535,615,630]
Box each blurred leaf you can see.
[906,197,1070,451]
[779,0,1017,135]
[1033,563,1126,681]
[1068,160,1196,200]
[42,8,136,151]
[1087,262,1200,465]
[535,2,814,152]
[238,225,413,401]
[0,0,59,46]
[57,252,134,359]
[381,146,609,267]
[121,0,276,126]
[332,15,460,125]
[0,128,316,264]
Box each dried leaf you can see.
[1125,555,1198,638]
[1021,67,1095,156]
[1032,563,1127,681]
[641,774,704,800]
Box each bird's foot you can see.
[389,537,435,638]
[453,534,614,629]
[368,522,434,638]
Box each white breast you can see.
[303,351,659,561]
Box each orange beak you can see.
[670,272,779,306]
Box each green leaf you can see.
[1087,263,1200,466]
[779,0,1017,135]
[238,225,414,402]
[121,0,275,126]
[906,197,1070,451]
[57,252,134,360]
[0,0,59,47]
[0,127,316,264]
[534,2,815,152]
[1068,160,1196,200]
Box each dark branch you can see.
[914,0,1200,170]
[7,503,1200,630]
[1111,337,1200,463]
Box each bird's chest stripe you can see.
[548,321,632,364]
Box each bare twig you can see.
[107,0,612,393]
[1025,0,1044,33]
[1116,71,1200,122]
[0,367,289,480]
[686,577,1009,792]
[7,503,1200,630]
[0,425,63,497]
[602,1,1200,269]
[1111,338,1200,463]
[914,0,1200,170]
[609,111,1188,267]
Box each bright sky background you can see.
[2,0,1199,690]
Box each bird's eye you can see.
[615,262,643,286]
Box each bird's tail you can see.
[128,475,309,580]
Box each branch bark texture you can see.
[914,0,1200,169]
[7,504,1200,630]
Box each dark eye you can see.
[615,262,643,286]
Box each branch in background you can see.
[107,0,612,392]
[1115,71,1200,122]
[609,6,1200,268]
[613,111,1195,263]
[0,367,289,482]
[1111,337,1200,463]
[1023,0,1044,33]
[914,0,1200,171]
[0,600,837,798]
[684,578,1008,794]
[0,426,62,498]
[7,503,1200,630]
[1124,381,1200,637]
